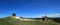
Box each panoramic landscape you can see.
[0,13,60,25]
[0,0,60,25]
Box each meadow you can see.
[0,17,60,25]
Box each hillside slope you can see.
[0,17,60,25]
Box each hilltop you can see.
[0,13,60,25]
[0,16,60,25]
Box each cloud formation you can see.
[39,13,60,18]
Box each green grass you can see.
[20,21,59,25]
[0,17,60,25]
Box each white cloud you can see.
[25,13,60,18]
[38,13,60,18]
[47,13,60,17]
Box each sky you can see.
[0,0,60,18]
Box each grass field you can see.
[0,17,60,25]
[19,21,59,25]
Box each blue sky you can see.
[0,0,60,18]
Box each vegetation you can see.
[0,17,60,25]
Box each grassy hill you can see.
[0,17,60,25]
